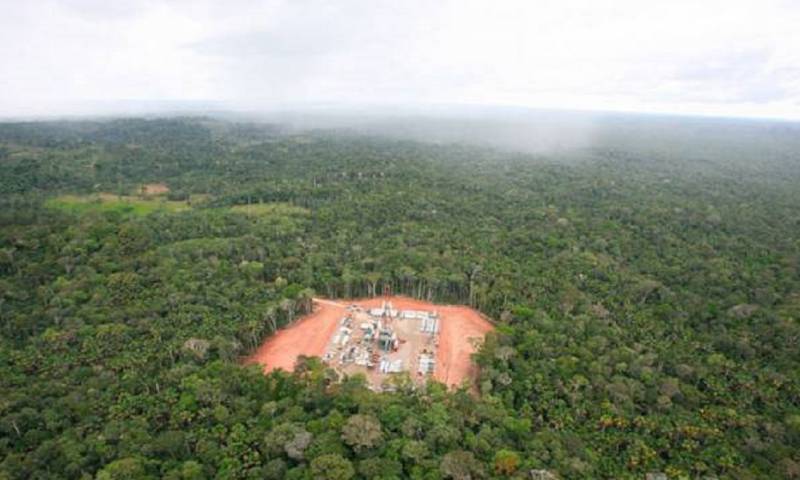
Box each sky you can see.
[1,0,799,119]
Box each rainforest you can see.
[1,115,800,479]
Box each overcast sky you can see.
[1,0,799,119]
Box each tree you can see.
[180,461,205,480]
[402,440,429,464]
[310,454,355,480]
[358,457,402,479]
[341,414,383,453]
[440,450,485,480]
[95,457,152,480]
[262,423,313,460]
[493,449,520,476]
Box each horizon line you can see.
[1,100,799,124]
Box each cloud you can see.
[189,2,364,57]
[1,0,799,119]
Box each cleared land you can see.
[434,302,495,387]
[45,194,306,218]
[246,296,493,388]
[245,300,344,373]
[355,297,494,387]
[140,182,170,195]
[45,193,189,216]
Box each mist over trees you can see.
[1,115,799,478]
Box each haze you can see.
[1,0,799,120]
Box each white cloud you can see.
[1,0,798,119]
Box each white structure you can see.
[354,350,371,366]
[420,317,439,334]
[370,301,400,318]
[379,358,404,373]
[401,309,434,320]
[418,354,436,374]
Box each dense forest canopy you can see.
[1,116,799,479]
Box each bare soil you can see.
[244,300,344,373]
[435,303,495,387]
[141,183,170,196]
[355,297,494,387]
[246,296,493,388]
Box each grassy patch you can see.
[45,193,190,216]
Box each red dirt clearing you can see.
[353,297,494,387]
[246,296,494,388]
[141,183,169,196]
[436,304,494,387]
[244,300,344,373]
